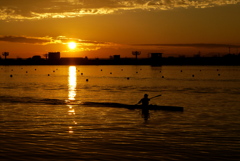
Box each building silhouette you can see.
[151,53,162,66]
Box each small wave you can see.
[0,95,126,106]
[0,95,67,105]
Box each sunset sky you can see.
[0,0,240,58]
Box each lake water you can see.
[1,65,240,160]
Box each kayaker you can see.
[137,94,162,121]
[137,94,150,106]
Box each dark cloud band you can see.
[133,43,240,49]
[0,36,53,44]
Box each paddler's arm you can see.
[136,99,142,105]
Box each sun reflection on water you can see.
[68,105,75,115]
[68,66,77,134]
[68,126,73,134]
[68,66,77,101]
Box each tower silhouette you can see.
[132,51,141,60]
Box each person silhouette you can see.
[137,94,150,106]
[137,94,150,121]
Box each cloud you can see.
[57,36,109,45]
[0,35,121,51]
[1,35,239,48]
[133,43,240,48]
[56,36,118,47]
[0,36,56,44]
[0,35,125,54]
[0,0,239,21]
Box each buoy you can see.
[136,72,138,74]
[81,73,83,75]
[48,74,50,76]
[26,71,28,73]
[162,76,164,78]
[181,70,182,72]
[86,79,88,82]
[218,74,220,76]
[10,75,13,77]
[192,75,195,77]
[110,72,112,74]
[127,77,130,80]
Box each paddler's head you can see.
[144,94,148,98]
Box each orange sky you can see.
[0,1,240,58]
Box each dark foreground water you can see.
[1,65,240,160]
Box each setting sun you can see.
[68,42,77,50]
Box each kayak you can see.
[80,102,184,112]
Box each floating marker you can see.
[218,74,220,76]
[110,72,112,74]
[192,75,195,77]
[86,79,89,82]
[10,75,13,77]
[181,70,183,72]
[26,71,28,73]
[48,74,50,76]
[162,76,164,78]
[127,77,130,80]
[81,73,83,75]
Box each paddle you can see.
[149,94,161,100]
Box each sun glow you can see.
[68,42,77,49]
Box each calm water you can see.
[1,65,240,160]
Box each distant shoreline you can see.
[1,55,240,66]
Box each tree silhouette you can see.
[43,53,48,60]
[2,52,9,59]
